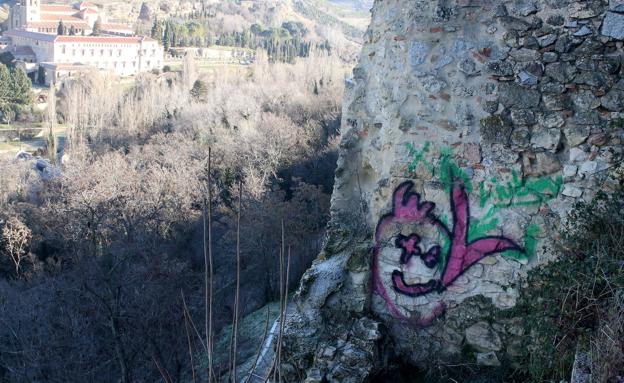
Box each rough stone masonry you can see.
[281,0,624,381]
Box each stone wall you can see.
[282,0,624,381]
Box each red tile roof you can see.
[77,1,97,9]
[4,29,58,42]
[55,35,155,44]
[6,29,156,45]
[40,14,83,21]
[27,21,90,28]
[100,23,133,31]
[40,4,76,12]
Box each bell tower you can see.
[23,0,42,23]
[9,0,40,30]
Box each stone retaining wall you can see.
[282,1,624,381]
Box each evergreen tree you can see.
[0,64,11,105]
[189,79,207,101]
[0,103,15,125]
[69,25,77,35]
[0,52,15,68]
[163,22,171,51]
[151,18,163,42]
[37,66,46,85]
[92,19,102,36]
[10,68,33,105]
[46,83,57,163]
[57,20,65,35]
[0,64,32,124]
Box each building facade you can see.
[4,29,163,82]
[2,1,163,84]
[9,1,134,36]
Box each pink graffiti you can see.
[373,180,523,325]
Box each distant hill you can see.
[0,5,9,26]
[89,0,370,41]
[327,0,374,12]
[0,0,370,61]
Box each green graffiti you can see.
[468,207,500,242]
[406,142,561,263]
[439,146,473,194]
[480,170,562,209]
[407,142,433,174]
[406,142,472,193]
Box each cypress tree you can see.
[163,22,171,51]
[10,68,33,105]
[92,19,102,36]
[190,79,207,101]
[150,18,162,41]
[0,64,11,105]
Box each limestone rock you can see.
[573,90,600,110]
[564,126,591,147]
[602,89,624,111]
[564,164,578,177]
[531,127,561,151]
[465,322,503,352]
[563,184,583,197]
[610,0,624,13]
[282,1,624,380]
[480,115,513,144]
[499,83,541,108]
[476,352,501,366]
[522,151,562,176]
[543,93,571,111]
[511,109,536,125]
[601,12,624,39]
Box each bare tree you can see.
[1,216,31,274]
[182,53,198,92]
[45,83,57,163]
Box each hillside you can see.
[80,0,370,42]
[0,4,9,25]
[328,0,373,12]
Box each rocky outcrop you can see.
[282,0,624,381]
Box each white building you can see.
[3,29,163,83]
[8,0,134,36]
[2,1,163,84]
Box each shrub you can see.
[506,189,624,382]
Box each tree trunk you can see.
[110,317,130,383]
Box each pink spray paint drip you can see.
[372,180,524,325]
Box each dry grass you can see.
[591,292,624,383]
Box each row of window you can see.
[54,59,161,68]
[37,27,84,34]
[59,47,158,57]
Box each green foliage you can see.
[10,67,33,105]
[189,79,207,101]
[155,15,325,63]
[0,64,33,123]
[503,189,624,382]
[57,20,65,35]
[150,18,163,41]
[0,51,15,68]
[163,21,171,51]
[92,20,102,36]
[37,65,46,85]
[0,63,10,102]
